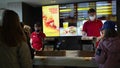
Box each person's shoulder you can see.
[17,41,28,48]
[102,37,120,51]
[83,20,90,25]
[84,20,89,23]
[40,32,46,37]
[43,32,46,35]
[99,37,117,48]
[19,41,27,45]
[31,32,36,35]
[40,32,45,35]
[114,36,120,41]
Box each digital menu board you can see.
[96,1,116,18]
[42,0,116,37]
[42,5,60,37]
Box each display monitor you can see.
[42,5,60,37]
[42,0,116,37]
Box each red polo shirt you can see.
[83,19,103,37]
[83,19,103,47]
[30,32,46,51]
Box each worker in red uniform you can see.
[30,23,46,51]
[82,8,103,47]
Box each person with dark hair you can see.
[30,23,46,51]
[94,21,120,68]
[88,8,96,13]
[82,8,103,47]
[0,9,32,68]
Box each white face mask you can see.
[89,15,96,21]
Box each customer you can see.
[94,21,120,68]
[82,8,103,47]
[0,9,32,68]
[24,24,34,59]
[30,23,46,51]
[20,23,34,60]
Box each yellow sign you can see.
[42,5,60,37]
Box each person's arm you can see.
[96,21,103,42]
[18,41,33,68]
[82,22,87,36]
[41,33,46,41]
[43,33,46,39]
[30,38,33,48]
[40,33,46,51]
[81,22,94,40]
[96,35,102,42]
[82,31,87,37]
[30,33,33,48]
[94,40,107,64]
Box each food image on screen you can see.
[43,15,57,29]
[42,5,60,37]
[60,26,77,36]
[69,26,76,34]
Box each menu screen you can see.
[42,0,116,37]
[42,5,60,37]
[96,1,116,18]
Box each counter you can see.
[33,51,98,68]
[34,56,98,67]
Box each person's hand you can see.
[91,57,96,62]
[97,36,102,42]
[38,48,42,51]
[82,31,87,37]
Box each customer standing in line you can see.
[94,21,120,68]
[0,9,32,68]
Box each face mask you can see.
[35,29,40,32]
[89,15,96,21]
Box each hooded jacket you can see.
[94,36,120,68]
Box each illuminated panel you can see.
[42,5,60,37]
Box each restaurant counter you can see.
[33,51,98,68]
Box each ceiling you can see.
[23,0,100,6]
[0,0,101,7]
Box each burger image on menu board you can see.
[61,26,76,35]
[69,26,76,34]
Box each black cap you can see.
[100,21,116,31]
[34,23,41,27]
[88,8,96,13]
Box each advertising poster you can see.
[42,5,59,37]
